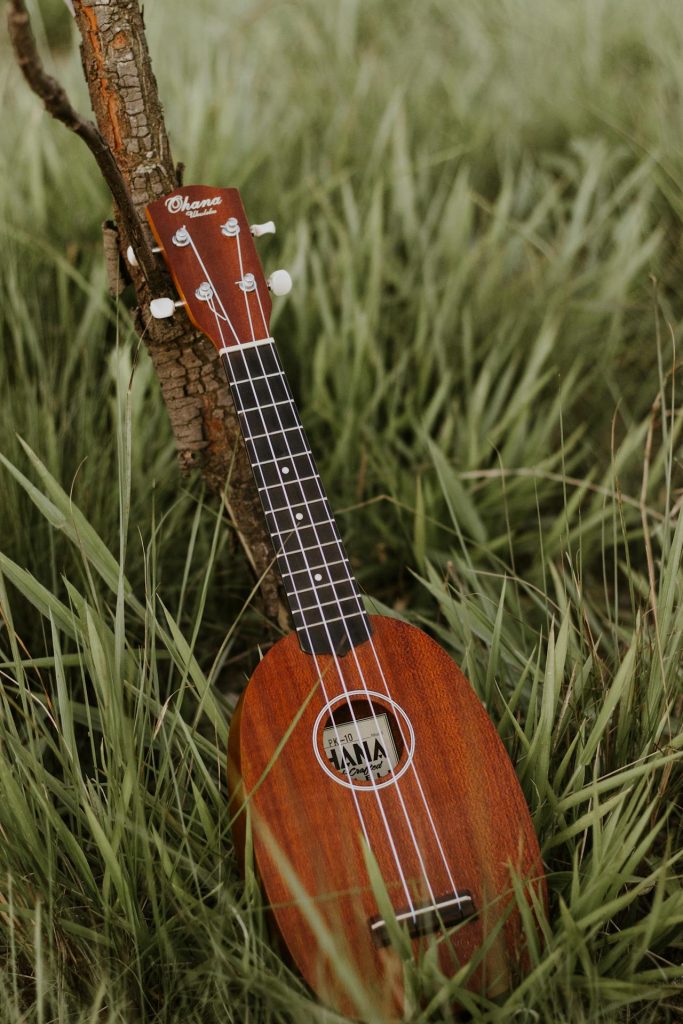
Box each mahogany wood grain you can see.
[228,615,546,1019]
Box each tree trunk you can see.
[8,0,287,626]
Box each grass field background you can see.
[1,0,682,1020]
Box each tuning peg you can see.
[127,244,161,267]
[250,221,276,237]
[149,297,184,319]
[267,269,292,296]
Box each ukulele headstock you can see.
[146,185,277,352]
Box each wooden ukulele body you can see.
[228,615,545,1019]
[145,185,546,1017]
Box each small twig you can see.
[6,0,159,287]
[641,294,665,692]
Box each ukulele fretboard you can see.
[222,340,372,656]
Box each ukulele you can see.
[146,185,546,1019]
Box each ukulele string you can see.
[240,234,459,904]
[188,228,383,864]
[233,230,258,342]
[182,217,451,920]
[229,233,451,914]
[186,230,241,344]
[258,343,438,909]
[225,226,421,914]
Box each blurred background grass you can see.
[0,0,682,1020]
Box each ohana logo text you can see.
[164,194,222,218]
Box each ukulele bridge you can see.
[368,891,476,947]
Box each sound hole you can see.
[323,698,405,785]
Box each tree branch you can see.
[6,0,290,630]
[7,0,160,287]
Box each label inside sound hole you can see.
[323,713,399,782]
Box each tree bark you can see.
[7,0,287,626]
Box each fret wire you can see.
[291,610,366,628]
[286,579,358,599]
[274,544,344,569]
[264,483,327,503]
[270,518,338,538]
[288,585,352,598]
[293,593,362,614]
[280,558,349,577]
[252,454,313,473]
[278,524,343,545]
[276,528,342,552]
[246,424,304,442]
[251,449,310,468]
[279,538,343,555]
[295,573,358,592]
[230,369,284,387]
[240,397,296,415]
[238,410,299,430]
[252,455,316,470]
[266,496,327,515]
[257,474,321,492]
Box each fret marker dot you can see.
[295,513,304,521]
[282,467,290,475]
[314,573,323,582]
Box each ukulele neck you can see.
[222,338,372,656]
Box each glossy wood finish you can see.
[146,185,271,351]
[148,185,546,1016]
[229,615,546,1019]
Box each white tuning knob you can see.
[150,297,183,319]
[267,269,292,296]
[250,221,276,237]
[127,244,161,267]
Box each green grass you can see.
[0,0,682,1019]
